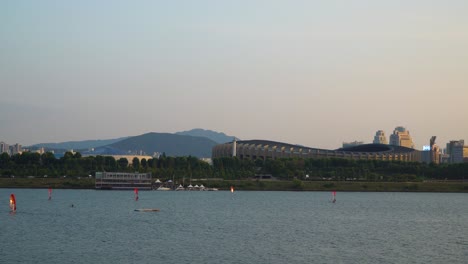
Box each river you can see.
[0,189,467,263]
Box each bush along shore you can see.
[1,152,468,192]
[0,178,467,192]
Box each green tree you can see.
[104,156,117,171]
[41,152,56,168]
[132,157,140,171]
[0,152,10,169]
[95,155,104,170]
[141,158,147,172]
[118,158,129,170]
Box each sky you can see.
[1,0,467,150]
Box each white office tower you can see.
[0,142,9,154]
[389,126,414,149]
[373,130,388,144]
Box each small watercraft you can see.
[134,208,160,212]
[134,188,139,201]
[10,194,16,212]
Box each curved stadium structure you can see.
[212,140,422,162]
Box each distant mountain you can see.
[106,132,218,158]
[29,129,234,157]
[81,146,127,156]
[175,128,238,144]
[31,137,129,151]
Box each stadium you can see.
[212,140,422,162]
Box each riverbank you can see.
[0,178,94,189]
[1,178,467,192]
[218,180,468,192]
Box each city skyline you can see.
[1,1,467,149]
[0,126,462,152]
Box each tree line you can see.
[1,151,467,181]
[213,156,468,181]
[0,152,212,180]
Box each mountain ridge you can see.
[175,128,238,144]
[105,132,218,157]
[30,137,130,151]
[29,129,237,158]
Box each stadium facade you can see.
[212,140,422,162]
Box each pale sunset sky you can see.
[1,0,467,149]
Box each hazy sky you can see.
[1,0,467,149]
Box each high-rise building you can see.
[9,144,22,155]
[431,144,441,164]
[389,126,414,149]
[446,140,467,163]
[373,130,388,144]
[427,136,440,164]
[0,142,10,155]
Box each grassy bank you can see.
[0,178,94,189]
[196,179,468,192]
[1,178,467,192]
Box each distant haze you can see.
[1,1,467,150]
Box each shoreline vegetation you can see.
[1,178,466,193]
[1,152,468,192]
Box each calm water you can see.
[0,189,467,264]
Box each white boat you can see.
[156,186,171,191]
[134,208,160,212]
